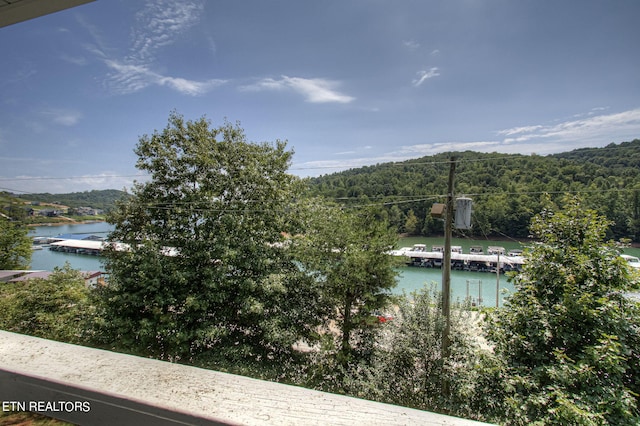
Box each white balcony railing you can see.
[0,330,494,425]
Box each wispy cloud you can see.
[403,40,420,49]
[397,141,501,155]
[240,76,355,104]
[80,0,224,96]
[295,141,501,175]
[412,67,440,87]
[41,108,82,126]
[105,60,226,96]
[0,171,144,194]
[496,108,640,150]
[130,0,204,62]
[295,108,640,176]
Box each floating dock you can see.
[48,239,104,256]
[391,244,525,272]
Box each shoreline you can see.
[26,219,106,227]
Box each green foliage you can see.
[308,140,640,241]
[306,285,486,420]
[365,286,481,415]
[0,264,93,343]
[0,217,31,269]
[482,197,640,425]
[292,202,398,366]
[403,208,419,235]
[96,113,320,369]
[16,189,128,211]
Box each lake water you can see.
[29,222,112,272]
[32,223,640,308]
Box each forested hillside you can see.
[16,189,128,211]
[307,139,640,241]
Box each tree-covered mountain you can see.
[307,139,640,241]
[16,189,128,211]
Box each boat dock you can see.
[48,239,105,256]
[391,244,525,272]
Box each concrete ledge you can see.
[0,331,494,425]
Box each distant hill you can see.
[553,140,640,173]
[15,189,128,212]
[307,139,640,241]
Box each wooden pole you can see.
[496,251,500,308]
[442,157,456,361]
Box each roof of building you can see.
[0,0,95,28]
[9,271,52,281]
[52,233,104,241]
[7,270,104,282]
[0,270,41,281]
[50,240,104,250]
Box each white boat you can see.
[621,254,640,269]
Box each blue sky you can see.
[1,0,640,194]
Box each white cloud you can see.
[496,125,544,137]
[0,171,145,194]
[157,76,226,96]
[294,141,501,175]
[41,108,82,126]
[81,0,223,97]
[497,108,640,150]
[403,40,420,49]
[105,59,226,96]
[295,108,640,176]
[412,67,440,87]
[398,141,501,155]
[240,76,355,104]
[131,0,204,61]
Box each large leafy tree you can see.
[0,217,31,269]
[294,203,398,366]
[97,113,319,367]
[484,197,640,425]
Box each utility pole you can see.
[442,157,456,361]
[496,251,500,308]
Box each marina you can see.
[26,224,640,308]
[391,243,526,273]
[26,223,519,307]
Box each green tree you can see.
[294,203,398,367]
[0,217,31,269]
[483,197,640,425]
[346,286,482,418]
[0,264,92,343]
[403,209,419,235]
[96,113,317,369]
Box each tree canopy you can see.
[0,264,92,343]
[292,202,398,366]
[483,197,640,425]
[308,140,640,241]
[0,217,31,269]
[97,113,318,368]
